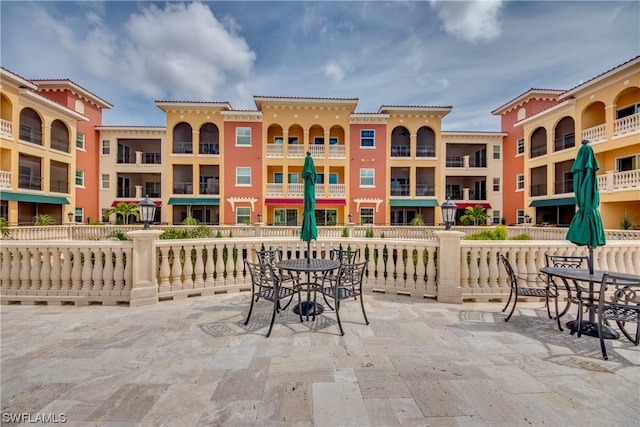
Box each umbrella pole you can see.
[588,246,594,274]
[307,240,311,264]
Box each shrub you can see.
[510,234,533,240]
[33,214,54,226]
[0,217,10,239]
[342,227,349,237]
[619,212,634,230]
[365,228,374,238]
[107,231,132,241]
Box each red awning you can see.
[111,200,161,207]
[265,198,346,206]
[455,202,491,209]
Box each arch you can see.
[288,124,303,145]
[267,124,284,144]
[172,122,193,154]
[329,124,345,145]
[614,86,640,117]
[309,124,325,145]
[530,127,547,158]
[19,107,43,145]
[417,126,436,157]
[1,93,12,122]
[391,126,410,157]
[553,116,575,151]
[581,101,606,130]
[50,119,70,152]
[199,122,219,154]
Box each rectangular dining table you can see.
[275,258,341,317]
[540,266,640,339]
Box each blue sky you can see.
[2,1,638,130]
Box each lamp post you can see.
[257,213,262,223]
[348,213,352,224]
[67,211,74,223]
[139,195,156,230]
[441,197,457,231]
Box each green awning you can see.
[0,191,69,205]
[168,197,219,206]
[529,197,576,208]
[390,199,439,207]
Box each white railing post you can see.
[127,229,163,306]
[435,230,465,303]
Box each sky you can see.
[1,1,638,131]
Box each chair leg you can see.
[266,293,279,338]
[244,296,255,326]
[574,301,583,337]
[359,294,369,325]
[334,299,344,336]
[554,295,563,331]
[598,317,608,360]
[504,292,517,322]
[502,290,514,314]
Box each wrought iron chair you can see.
[256,248,296,288]
[500,255,561,329]
[244,260,301,337]
[317,248,361,308]
[315,260,369,336]
[544,254,589,333]
[595,272,640,360]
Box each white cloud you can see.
[35,2,256,100]
[430,0,504,43]
[325,62,346,82]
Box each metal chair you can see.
[595,272,640,360]
[317,248,361,308]
[244,260,301,337]
[500,255,561,329]
[544,254,589,333]
[315,260,369,336]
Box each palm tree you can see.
[104,202,140,225]
[33,214,54,226]
[460,206,489,226]
[410,213,424,226]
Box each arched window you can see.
[19,108,43,145]
[50,119,70,152]
[173,122,193,154]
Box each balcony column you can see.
[410,133,417,157]
[127,229,163,306]
[193,129,200,154]
[135,185,143,199]
[324,131,330,157]
[605,103,616,141]
[463,188,470,201]
[135,151,142,165]
[463,155,470,169]
[435,230,465,304]
[303,130,309,152]
[282,130,289,157]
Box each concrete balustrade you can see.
[1,231,638,307]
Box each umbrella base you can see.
[293,301,324,317]
[566,320,620,339]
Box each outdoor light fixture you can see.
[348,213,353,223]
[67,211,74,223]
[441,197,457,231]
[257,213,262,223]
[139,195,156,230]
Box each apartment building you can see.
[515,56,640,228]
[0,68,90,225]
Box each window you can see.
[236,207,251,224]
[273,172,283,184]
[314,137,324,145]
[288,173,298,184]
[102,140,110,155]
[75,207,84,223]
[75,170,84,187]
[274,208,298,226]
[360,130,374,147]
[616,103,640,119]
[76,132,85,150]
[360,207,374,225]
[274,136,283,144]
[616,155,638,171]
[516,209,526,224]
[236,128,251,146]
[316,173,324,184]
[101,174,110,189]
[516,174,524,191]
[516,138,524,155]
[329,137,338,145]
[493,177,500,192]
[329,173,338,184]
[236,167,251,185]
[493,145,501,160]
[360,168,374,187]
[288,136,299,144]
[101,209,109,222]
[492,210,501,225]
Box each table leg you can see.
[292,271,324,318]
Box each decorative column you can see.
[435,230,465,303]
[127,229,163,306]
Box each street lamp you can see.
[257,213,262,223]
[139,195,156,230]
[67,211,74,223]
[441,197,457,231]
[348,213,352,224]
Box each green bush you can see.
[464,225,507,240]
[342,227,349,237]
[619,212,634,230]
[510,234,533,240]
[160,225,213,240]
[33,214,54,226]
[365,228,374,238]
[107,231,132,241]
[0,217,10,239]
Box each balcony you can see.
[530,144,547,158]
[172,141,193,154]
[554,179,573,195]
[1,119,12,139]
[18,174,42,191]
[598,169,640,192]
[554,133,575,152]
[50,136,70,153]
[0,171,10,189]
[391,183,410,196]
[50,179,69,194]
[581,124,606,143]
[173,182,193,194]
[199,143,219,155]
[19,124,42,145]
[391,145,410,158]
[327,184,345,197]
[416,146,435,157]
[614,112,640,137]
[416,184,435,197]
[199,183,219,195]
[530,183,547,197]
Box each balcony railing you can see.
[18,174,42,190]
[391,145,410,157]
[530,183,547,197]
[328,145,345,158]
[554,133,575,151]
[328,183,345,197]
[50,137,70,153]
[530,144,547,158]
[446,157,463,167]
[19,124,42,145]
[266,144,283,158]
[50,180,69,193]
[199,184,219,195]
[172,141,193,154]
[581,123,606,143]
[173,182,193,194]
[199,143,219,155]
[554,180,573,194]
[391,183,410,196]
[143,153,161,164]
[0,119,12,139]
[0,171,10,188]
[614,112,640,136]
[598,169,640,192]
[416,146,435,157]
[416,184,435,196]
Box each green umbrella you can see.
[566,140,606,273]
[301,152,318,262]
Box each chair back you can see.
[545,254,588,269]
[500,255,518,289]
[599,272,640,314]
[336,260,368,289]
[257,249,281,267]
[246,260,278,289]
[330,248,360,264]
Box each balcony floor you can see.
[1,293,638,425]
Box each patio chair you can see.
[594,272,640,360]
[244,260,301,337]
[316,248,361,308]
[256,249,296,287]
[500,255,562,329]
[315,260,369,336]
[544,254,589,333]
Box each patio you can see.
[1,292,638,426]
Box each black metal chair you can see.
[595,272,640,360]
[544,254,589,333]
[315,260,369,336]
[244,260,301,337]
[500,255,561,328]
[256,248,296,287]
[318,248,361,307]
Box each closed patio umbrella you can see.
[301,152,318,263]
[566,139,606,274]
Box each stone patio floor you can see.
[1,292,639,426]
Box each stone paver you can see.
[1,293,639,426]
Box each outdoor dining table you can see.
[276,258,341,317]
[540,266,640,339]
